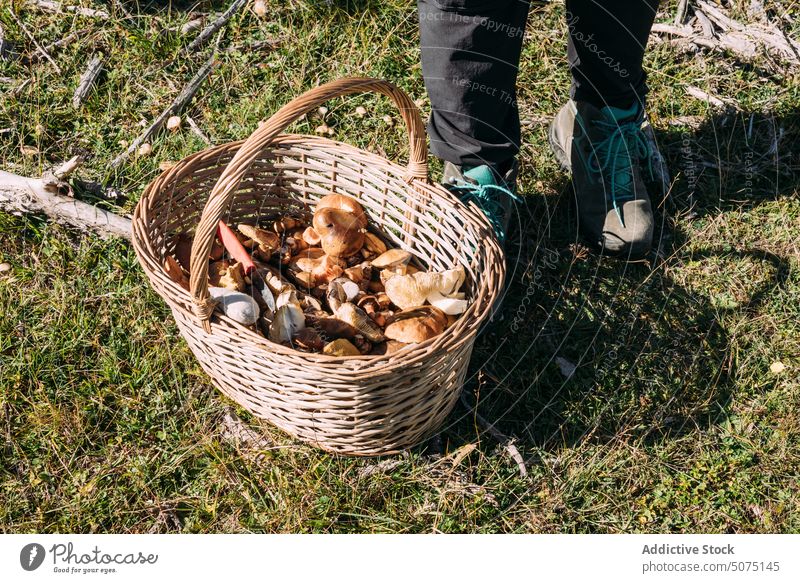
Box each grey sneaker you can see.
[442,161,520,245]
[549,99,654,259]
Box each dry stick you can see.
[0,158,131,240]
[695,0,744,32]
[674,0,689,25]
[185,0,247,53]
[72,54,103,109]
[109,54,215,169]
[185,115,211,145]
[685,85,730,108]
[695,9,715,38]
[8,9,61,73]
[460,389,528,478]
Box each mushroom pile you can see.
[164,194,469,356]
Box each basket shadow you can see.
[433,107,797,458]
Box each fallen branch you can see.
[460,389,527,478]
[0,158,131,239]
[109,54,215,168]
[653,1,800,69]
[185,0,247,53]
[72,54,103,109]
[8,8,61,73]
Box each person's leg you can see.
[549,0,660,259]
[418,0,530,173]
[565,0,660,109]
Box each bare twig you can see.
[109,54,216,168]
[28,29,83,65]
[185,0,247,53]
[72,54,103,109]
[685,85,731,108]
[13,78,32,96]
[8,8,61,73]
[674,0,689,25]
[0,158,131,239]
[181,18,204,36]
[185,115,211,145]
[460,389,527,477]
[695,9,715,38]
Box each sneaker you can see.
[549,99,654,259]
[442,161,521,245]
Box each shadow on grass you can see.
[442,106,798,457]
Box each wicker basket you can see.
[132,78,504,455]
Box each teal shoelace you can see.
[450,180,521,243]
[587,117,654,226]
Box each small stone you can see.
[166,116,181,132]
[770,361,786,374]
[0,262,11,273]
[317,106,329,116]
[382,115,394,126]
[253,0,267,16]
[137,143,152,157]
[355,106,367,117]
[315,124,330,135]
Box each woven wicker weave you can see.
[132,78,504,455]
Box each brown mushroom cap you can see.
[384,312,445,343]
[371,249,412,269]
[293,327,324,351]
[302,226,322,246]
[313,207,366,258]
[389,305,448,329]
[316,194,367,228]
[363,232,388,255]
[238,224,281,256]
[164,256,189,290]
[312,317,359,339]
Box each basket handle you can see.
[188,77,430,330]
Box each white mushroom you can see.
[426,290,468,315]
[209,286,260,326]
[384,266,465,309]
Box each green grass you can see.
[1,0,799,533]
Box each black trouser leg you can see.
[566,0,660,109]
[418,0,659,168]
[418,0,531,170]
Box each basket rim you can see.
[132,133,505,369]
